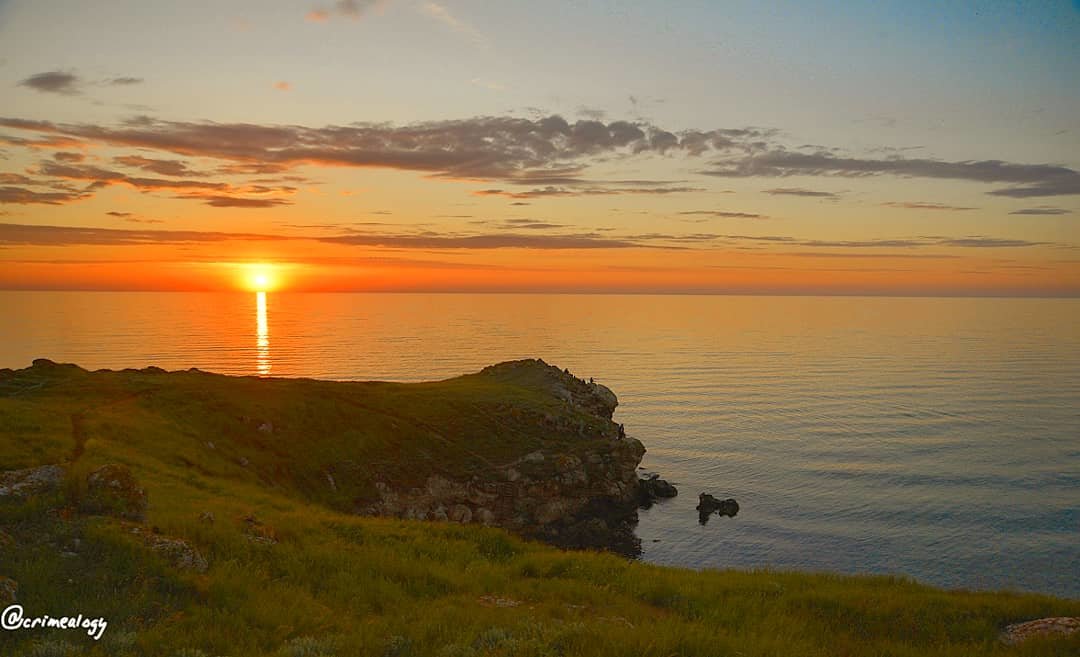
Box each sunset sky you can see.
[1,0,1078,295]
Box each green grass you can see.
[1,360,1077,657]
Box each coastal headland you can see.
[1,359,1076,656]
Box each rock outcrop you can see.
[356,360,647,554]
[84,463,149,521]
[0,464,65,499]
[696,493,739,524]
[124,524,208,572]
[1000,617,1080,645]
[638,473,678,507]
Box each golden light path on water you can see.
[255,291,270,376]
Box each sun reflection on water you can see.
[255,291,270,376]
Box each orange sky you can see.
[1,1,1078,296]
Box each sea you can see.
[1,291,1077,598]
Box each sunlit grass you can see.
[1,362,1077,656]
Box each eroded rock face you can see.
[357,360,647,555]
[84,464,148,521]
[0,464,65,499]
[361,434,646,550]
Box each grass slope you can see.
[1,361,1077,657]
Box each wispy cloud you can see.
[18,71,80,95]
[473,185,703,199]
[420,1,486,46]
[16,71,144,95]
[0,223,286,245]
[112,155,209,177]
[273,81,292,92]
[0,187,90,205]
[763,187,840,199]
[1008,206,1072,215]
[706,150,1080,198]
[1,222,1065,254]
[106,211,163,224]
[881,201,977,211]
[678,210,766,219]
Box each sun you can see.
[244,264,278,292]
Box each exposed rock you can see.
[84,464,148,521]
[0,464,65,499]
[349,360,647,554]
[0,576,17,604]
[1001,617,1080,645]
[448,504,472,524]
[638,473,677,507]
[258,421,274,434]
[145,534,208,572]
[478,595,522,608]
[696,493,739,524]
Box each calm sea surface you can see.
[2,292,1077,598]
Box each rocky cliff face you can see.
[356,359,647,554]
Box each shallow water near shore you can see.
[2,291,1077,598]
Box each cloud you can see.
[274,81,292,92]
[0,173,34,185]
[782,252,961,259]
[27,161,297,207]
[0,115,762,185]
[37,161,230,192]
[421,2,486,46]
[497,219,569,230]
[112,154,208,177]
[474,185,703,199]
[881,201,977,211]
[763,187,839,198]
[308,0,381,22]
[105,210,164,224]
[177,195,291,208]
[0,222,286,246]
[706,150,1080,198]
[0,186,90,205]
[3,221,1065,256]
[0,133,86,150]
[6,113,1077,200]
[108,77,143,86]
[320,231,644,250]
[678,210,765,219]
[52,151,85,162]
[18,71,80,95]
[1008,207,1072,215]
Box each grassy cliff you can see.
[0,359,1077,657]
